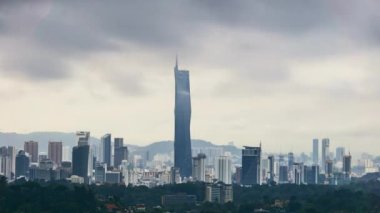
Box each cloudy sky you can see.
[0,0,379,154]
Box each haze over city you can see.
[0,1,380,154]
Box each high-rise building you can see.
[335,147,345,162]
[15,150,30,178]
[72,131,92,184]
[241,146,261,185]
[321,138,330,173]
[174,57,193,178]
[217,156,232,184]
[94,162,106,184]
[293,162,304,185]
[279,165,289,184]
[24,141,38,163]
[77,131,90,146]
[268,155,275,183]
[343,153,352,178]
[48,141,62,166]
[304,165,319,185]
[114,147,128,169]
[192,153,206,182]
[101,134,112,167]
[313,139,319,165]
[288,152,294,171]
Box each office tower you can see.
[114,147,128,168]
[313,139,319,165]
[278,165,289,184]
[114,138,124,150]
[174,57,192,178]
[336,147,345,162]
[24,141,38,163]
[170,167,181,184]
[288,152,294,171]
[241,146,261,185]
[77,131,90,146]
[192,153,206,182]
[234,166,242,185]
[105,171,121,184]
[304,165,319,184]
[48,141,63,166]
[94,162,106,184]
[72,145,90,182]
[72,131,92,183]
[101,134,112,166]
[217,156,232,184]
[15,150,30,178]
[0,155,11,179]
[59,161,72,180]
[114,138,129,168]
[293,163,304,185]
[268,155,275,183]
[321,138,330,173]
[343,154,352,177]
[205,182,233,204]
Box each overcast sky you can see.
[0,0,379,154]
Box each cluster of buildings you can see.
[1,59,379,208]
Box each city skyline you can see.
[0,1,380,153]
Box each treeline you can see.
[0,176,102,213]
[1,176,380,212]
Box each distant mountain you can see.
[0,132,242,158]
[0,132,100,152]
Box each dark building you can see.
[101,134,112,166]
[174,58,192,178]
[343,154,352,178]
[15,150,30,178]
[114,138,128,168]
[268,155,275,183]
[288,152,294,171]
[304,165,319,184]
[72,145,90,182]
[241,146,261,185]
[279,165,289,184]
[205,182,233,204]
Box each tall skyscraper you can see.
[241,146,261,186]
[312,139,319,165]
[192,153,206,182]
[48,141,63,166]
[174,57,192,178]
[15,150,30,178]
[217,156,232,184]
[101,134,112,167]
[72,131,92,184]
[24,141,38,163]
[321,138,330,173]
[343,153,352,178]
[288,152,294,171]
[114,138,128,169]
[268,155,275,183]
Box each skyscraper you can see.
[217,156,232,184]
[192,153,206,182]
[343,153,352,178]
[312,139,319,165]
[101,134,112,166]
[24,141,38,163]
[268,155,275,183]
[321,138,330,173]
[15,150,30,178]
[48,141,63,166]
[72,131,92,184]
[114,138,128,169]
[288,152,294,171]
[241,146,261,186]
[174,57,192,178]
